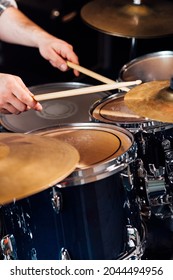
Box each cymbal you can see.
[124,80,173,123]
[0,133,79,205]
[81,0,173,38]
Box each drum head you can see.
[0,82,109,133]
[91,94,145,122]
[119,51,173,82]
[28,122,136,185]
[90,93,172,132]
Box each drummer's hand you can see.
[37,33,80,76]
[0,73,42,114]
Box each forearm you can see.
[0,2,79,75]
[0,7,50,47]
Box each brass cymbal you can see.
[81,0,173,38]
[124,80,173,123]
[0,133,79,204]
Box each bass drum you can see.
[119,51,173,82]
[90,94,173,219]
[0,82,109,133]
[1,123,145,260]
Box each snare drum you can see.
[0,82,109,133]
[1,123,145,260]
[90,94,173,218]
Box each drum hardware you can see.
[0,133,79,205]
[126,226,143,259]
[136,159,173,219]
[59,248,71,260]
[51,186,63,214]
[119,247,142,260]
[148,164,165,178]
[0,234,17,260]
[162,139,173,186]
[119,222,146,260]
[124,79,173,123]
[127,227,139,249]
[121,164,135,191]
[135,159,150,217]
[120,164,146,259]
[137,132,147,155]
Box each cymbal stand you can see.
[129,37,138,60]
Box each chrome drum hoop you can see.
[27,122,137,187]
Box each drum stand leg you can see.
[129,37,137,60]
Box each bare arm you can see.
[0,7,79,74]
[0,3,80,114]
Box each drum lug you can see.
[136,159,173,219]
[0,234,18,260]
[51,186,63,214]
[148,164,165,178]
[138,132,147,155]
[162,139,173,185]
[127,226,140,248]
[126,225,144,260]
[121,165,134,191]
[59,248,71,260]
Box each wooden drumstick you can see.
[67,61,130,92]
[100,109,141,118]
[35,80,142,102]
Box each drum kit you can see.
[1,0,173,260]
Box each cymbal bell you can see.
[0,133,79,205]
[124,80,173,123]
[81,0,173,38]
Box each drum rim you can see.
[119,50,173,80]
[90,92,173,133]
[26,122,137,186]
[29,81,92,92]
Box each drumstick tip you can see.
[136,80,142,85]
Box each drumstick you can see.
[67,61,130,92]
[35,80,141,102]
[100,109,141,118]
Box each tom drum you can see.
[1,123,145,260]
